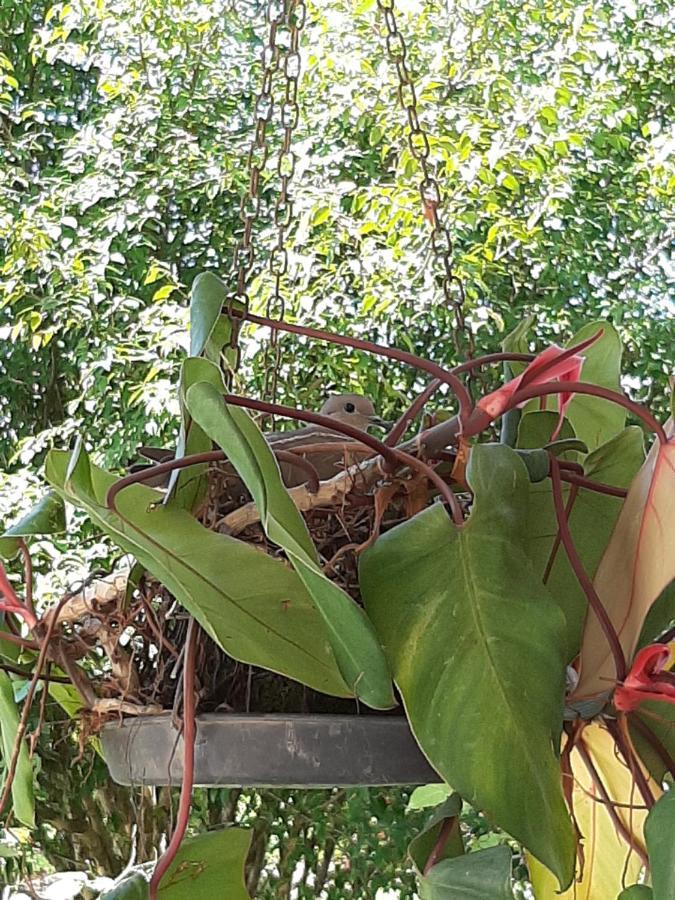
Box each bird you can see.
[132,393,390,490]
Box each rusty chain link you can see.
[261,0,306,410]
[375,0,475,363]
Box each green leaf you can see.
[617,887,653,899]
[360,444,575,888]
[525,426,645,660]
[159,827,251,899]
[164,357,226,511]
[100,873,149,899]
[517,410,575,449]
[0,493,66,559]
[0,671,34,828]
[189,272,228,358]
[409,794,463,874]
[184,377,395,709]
[45,446,351,698]
[565,322,625,452]
[644,789,675,900]
[408,783,453,810]
[419,845,513,899]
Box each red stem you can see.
[549,457,626,682]
[385,379,442,447]
[222,395,465,525]
[0,591,70,820]
[422,817,458,876]
[16,541,34,615]
[149,618,198,899]
[558,472,628,499]
[543,484,578,585]
[450,351,535,375]
[509,382,667,444]
[244,311,474,421]
[628,713,675,779]
[605,717,655,809]
[576,734,648,868]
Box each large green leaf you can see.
[360,444,575,888]
[419,845,513,899]
[0,671,34,827]
[644,788,675,900]
[0,492,66,559]
[184,377,395,709]
[525,426,645,660]
[45,447,351,698]
[159,827,251,899]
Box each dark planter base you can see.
[101,714,439,788]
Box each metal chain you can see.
[228,0,287,376]
[375,0,475,362]
[262,0,306,410]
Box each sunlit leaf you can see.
[159,827,251,899]
[0,671,34,828]
[528,723,657,900]
[573,421,675,702]
[0,493,66,559]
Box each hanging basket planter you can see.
[101,713,439,788]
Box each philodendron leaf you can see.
[618,888,653,899]
[526,426,645,660]
[159,827,251,899]
[45,447,351,698]
[644,788,675,900]
[189,272,228,358]
[360,444,575,888]
[165,356,227,510]
[408,783,453,810]
[419,845,513,900]
[409,794,463,874]
[572,420,675,703]
[0,492,66,559]
[564,322,624,452]
[528,722,657,900]
[0,671,34,827]
[185,377,395,709]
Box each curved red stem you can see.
[549,457,626,682]
[576,734,649,868]
[558,472,628,498]
[149,618,198,899]
[510,382,667,444]
[244,311,474,421]
[223,394,465,525]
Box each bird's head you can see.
[319,393,390,431]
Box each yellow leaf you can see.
[573,420,675,702]
[528,723,659,899]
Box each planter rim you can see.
[101,713,440,788]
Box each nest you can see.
[59,452,435,727]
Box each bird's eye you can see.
[344,402,356,413]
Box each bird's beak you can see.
[369,415,392,430]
